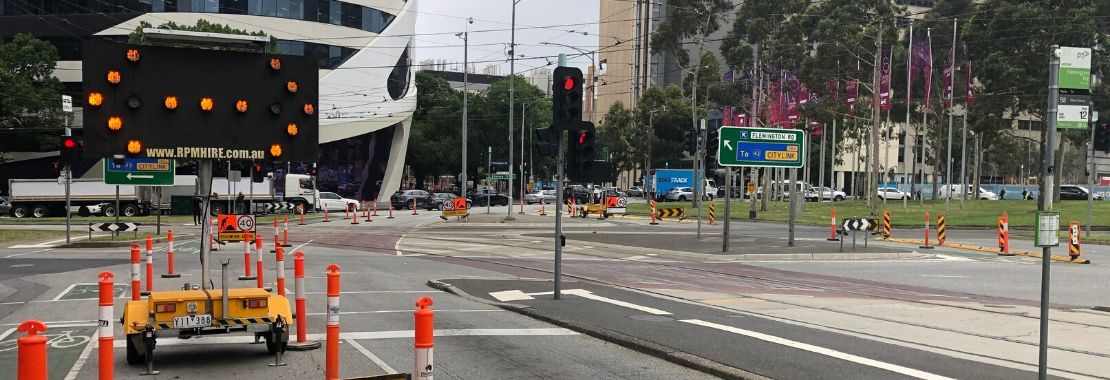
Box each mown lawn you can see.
[0,229,66,243]
[626,198,1110,229]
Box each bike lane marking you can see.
[0,325,96,380]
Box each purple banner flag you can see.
[963,43,975,105]
[879,44,892,111]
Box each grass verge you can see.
[0,229,67,243]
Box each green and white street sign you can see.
[1057,93,1091,129]
[490,171,516,181]
[717,126,806,168]
[1058,47,1092,90]
[104,158,175,186]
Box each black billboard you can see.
[82,41,318,162]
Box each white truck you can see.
[150,173,319,215]
[7,178,151,218]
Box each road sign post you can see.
[103,158,175,186]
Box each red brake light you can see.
[155,303,176,313]
[564,76,575,90]
[245,299,268,308]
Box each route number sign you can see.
[717,126,806,168]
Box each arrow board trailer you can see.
[718,126,806,168]
[7,178,150,218]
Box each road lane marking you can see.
[680,319,956,380]
[63,338,96,380]
[111,328,579,347]
[306,309,503,316]
[2,248,53,258]
[291,240,313,253]
[302,290,435,295]
[51,283,80,301]
[346,338,398,374]
[920,275,967,278]
[489,290,534,302]
[562,289,672,315]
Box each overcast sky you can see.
[410,1,600,76]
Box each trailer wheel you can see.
[31,205,48,218]
[125,334,144,365]
[101,205,117,217]
[11,205,29,218]
[121,204,139,217]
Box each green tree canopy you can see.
[0,33,63,157]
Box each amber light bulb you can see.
[235,100,249,113]
[127,140,142,154]
[88,92,104,107]
[200,97,214,111]
[270,144,283,157]
[107,116,122,131]
[286,122,299,136]
[107,70,121,84]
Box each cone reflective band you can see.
[325,264,341,380]
[130,243,141,300]
[275,245,285,296]
[98,272,114,380]
[16,320,48,380]
[293,252,307,343]
[414,296,435,380]
[1069,221,1081,259]
[282,215,290,247]
[145,235,154,292]
[255,234,265,288]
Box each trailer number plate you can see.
[173,314,212,329]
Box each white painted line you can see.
[346,338,398,374]
[112,328,579,347]
[681,319,956,380]
[935,254,976,262]
[51,283,82,301]
[9,264,33,268]
[395,235,404,256]
[562,289,672,315]
[2,248,53,258]
[920,275,967,278]
[0,327,14,341]
[64,337,96,380]
[303,290,436,295]
[291,240,313,253]
[0,321,98,328]
[306,309,503,316]
[489,290,535,302]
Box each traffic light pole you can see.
[553,130,565,300]
[65,164,72,245]
[1088,110,1097,237]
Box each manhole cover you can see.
[627,314,675,322]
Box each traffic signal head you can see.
[1096,123,1110,152]
[59,136,84,163]
[252,163,266,182]
[551,66,583,131]
[706,123,720,162]
[567,122,596,182]
[684,130,698,156]
[534,127,561,157]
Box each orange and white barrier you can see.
[287,251,320,350]
[255,234,265,289]
[275,245,286,296]
[325,264,342,380]
[540,197,547,216]
[323,208,330,223]
[161,230,180,278]
[998,212,1012,256]
[210,217,219,251]
[16,320,48,380]
[827,208,839,241]
[364,208,372,222]
[240,231,255,280]
[299,206,306,225]
[130,243,141,301]
[98,272,114,380]
[282,215,291,247]
[412,199,419,215]
[414,296,435,380]
[351,204,360,225]
[920,211,934,249]
[388,203,395,219]
[649,200,658,225]
[1069,221,1082,260]
[372,198,379,217]
[144,235,154,293]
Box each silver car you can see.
[665,187,695,202]
[525,190,557,204]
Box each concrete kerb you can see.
[61,234,192,248]
[426,278,770,380]
[884,237,1091,264]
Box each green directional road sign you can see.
[490,172,517,181]
[717,126,806,168]
[104,158,175,186]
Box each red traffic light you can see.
[578,131,587,144]
[254,164,263,172]
[564,76,576,90]
[63,138,76,149]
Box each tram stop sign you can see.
[717,126,806,168]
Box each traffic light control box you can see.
[82,41,319,162]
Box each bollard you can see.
[412,198,419,215]
[344,203,350,220]
[282,215,291,247]
[161,230,180,278]
[881,211,892,239]
[255,234,265,289]
[937,214,947,246]
[708,203,716,225]
[1069,221,1081,260]
[388,202,395,219]
[239,231,255,280]
[325,264,342,380]
[540,197,547,216]
[299,206,306,225]
[364,208,372,222]
[16,320,48,380]
[323,208,330,223]
[286,252,320,351]
[130,243,141,300]
[98,272,114,380]
[649,200,658,225]
[827,208,839,241]
[920,211,934,249]
[351,204,360,225]
[414,297,435,380]
[275,245,285,295]
[519,192,525,215]
[372,198,379,217]
[210,218,219,251]
[998,212,1012,256]
[144,235,154,293]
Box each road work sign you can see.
[218,214,255,242]
[103,158,175,185]
[442,197,469,217]
[718,126,806,168]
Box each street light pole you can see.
[506,0,518,221]
[457,18,472,197]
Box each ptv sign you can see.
[717,126,806,168]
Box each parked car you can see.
[391,190,430,210]
[626,187,645,197]
[423,192,471,210]
[0,196,10,216]
[810,187,846,201]
[877,187,909,200]
[467,189,510,206]
[563,185,591,204]
[317,191,360,211]
[525,190,557,204]
[1059,185,1104,201]
[939,184,998,200]
[665,187,695,202]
